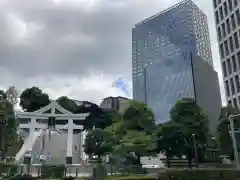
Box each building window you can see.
[225,80,231,96]
[215,11,220,24]
[227,58,232,74]
[224,40,230,56]
[213,0,217,8]
[220,43,224,58]
[231,14,236,30]
[228,100,232,105]
[235,75,240,92]
[233,98,238,107]
[230,78,236,95]
[236,9,240,25]
[228,0,233,11]
[237,51,240,69]
[233,0,238,7]
[223,61,227,77]
[229,36,234,53]
[219,6,224,20]
[223,2,228,16]
[226,18,231,33]
[221,23,226,37]
[232,55,237,72]
[234,32,239,49]
[217,27,222,41]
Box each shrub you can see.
[41,164,66,179]
[0,162,19,176]
[92,163,107,178]
[105,175,155,180]
[9,174,37,180]
[158,169,240,180]
[62,176,75,180]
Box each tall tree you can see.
[169,98,209,166]
[5,86,19,105]
[115,130,156,165]
[104,100,157,166]
[0,94,17,159]
[0,90,7,99]
[78,101,117,130]
[20,87,50,112]
[122,100,156,134]
[57,96,78,113]
[156,122,184,161]
[84,128,114,161]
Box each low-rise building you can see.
[100,96,131,113]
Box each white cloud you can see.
[0,0,225,107]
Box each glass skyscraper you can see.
[132,0,220,124]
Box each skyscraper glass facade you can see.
[132,0,213,122]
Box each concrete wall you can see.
[118,98,131,114]
[100,96,131,114]
[191,55,222,134]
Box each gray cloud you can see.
[0,0,181,77]
[0,0,225,104]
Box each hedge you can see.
[41,164,66,179]
[0,162,18,176]
[105,175,155,180]
[158,169,240,180]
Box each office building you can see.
[100,96,131,113]
[212,0,240,106]
[132,0,221,132]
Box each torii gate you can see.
[16,100,89,164]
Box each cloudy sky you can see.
[0,0,225,105]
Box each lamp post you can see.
[192,134,198,168]
[228,114,240,169]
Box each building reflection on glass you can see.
[132,0,215,123]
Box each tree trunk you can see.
[136,154,141,164]
[187,154,192,168]
[166,156,170,168]
[97,154,101,163]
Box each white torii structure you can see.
[15,100,89,164]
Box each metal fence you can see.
[1,163,162,177]
[15,164,93,177]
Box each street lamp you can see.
[192,134,198,168]
[228,114,240,169]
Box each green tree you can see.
[57,96,78,113]
[104,100,157,166]
[20,87,50,112]
[78,101,118,130]
[122,100,156,134]
[84,128,114,161]
[169,98,209,166]
[116,130,156,165]
[0,94,18,159]
[217,105,239,158]
[0,90,7,99]
[156,122,184,166]
[5,86,19,105]
[104,120,124,144]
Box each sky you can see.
[0,0,226,105]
